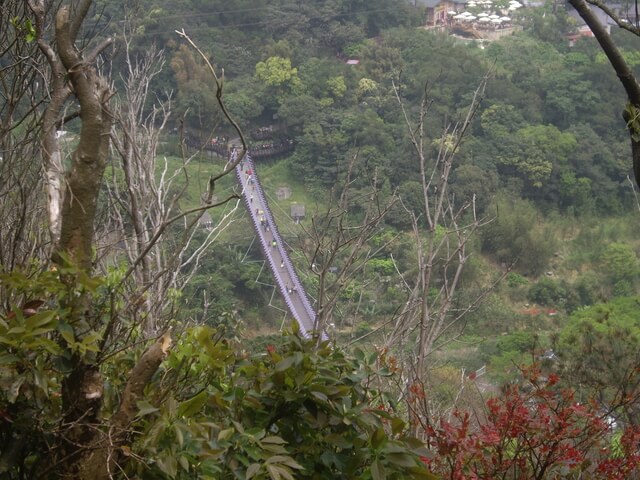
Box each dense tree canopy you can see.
[3,0,640,477]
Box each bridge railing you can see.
[241,156,321,332]
[235,154,326,338]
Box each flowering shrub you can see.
[422,366,640,479]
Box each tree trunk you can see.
[50,4,114,477]
[569,0,640,187]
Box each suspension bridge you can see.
[231,149,325,340]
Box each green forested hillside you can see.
[104,0,640,330]
[4,0,640,477]
[88,0,640,355]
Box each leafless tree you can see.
[1,1,245,476]
[300,154,398,336]
[381,78,502,433]
[0,0,51,285]
[104,26,241,338]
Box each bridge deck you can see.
[232,151,324,339]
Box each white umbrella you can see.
[489,14,499,18]
[500,16,511,20]
[454,14,466,18]
[461,11,472,16]
[466,15,477,19]
[477,12,489,16]
[508,5,520,9]
[478,16,490,21]
[448,10,457,14]
[491,17,502,22]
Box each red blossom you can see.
[423,368,640,479]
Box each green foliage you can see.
[129,326,433,479]
[255,57,300,88]
[559,171,593,214]
[481,196,557,275]
[559,296,640,341]
[326,76,347,99]
[479,331,538,383]
[498,124,577,188]
[450,164,497,214]
[355,322,373,338]
[600,242,639,284]
[9,0,640,475]
[0,265,111,472]
[10,16,36,42]
[0,261,432,478]
[527,278,567,307]
[496,331,537,354]
[506,272,528,288]
[367,258,395,276]
[556,296,640,423]
[255,56,303,108]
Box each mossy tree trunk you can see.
[28,2,171,477]
[568,0,640,188]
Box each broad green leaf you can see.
[266,464,283,480]
[136,400,159,417]
[246,463,261,479]
[177,390,208,418]
[174,424,184,448]
[7,326,25,335]
[262,443,288,454]
[311,390,328,402]
[371,459,385,480]
[386,452,416,468]
[278,468,295,480]
[218,427,235,441]
[391,417,406,435]
[80,331,102,352]
[265,455,303,470]
[25,310,56,332]
[371,408,393,420]
[371,427,387,449]
[275,352,303,372]
[232,420,245,434]
[8,376,25,403]
[381,443,407,454]
[262,435,287,445]
[324,433,353,449]
[156,455,178,477]
[178,455,190,471]
[33,367,49,397]
[58,321,76,346]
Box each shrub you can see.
[481,196,556,275]
[507,272,528,288]
[527,277,566,306]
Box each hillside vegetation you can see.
[3,0,640,477]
